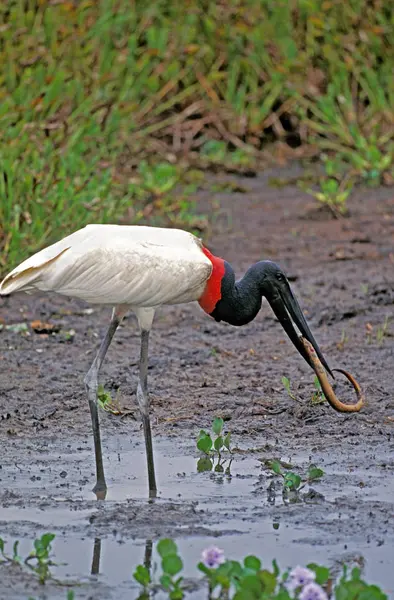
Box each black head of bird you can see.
[208,259,333,377]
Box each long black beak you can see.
[266,283,333,378]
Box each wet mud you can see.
[1,165,394,598]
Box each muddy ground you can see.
[1,164,394,599]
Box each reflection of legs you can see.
[137,328,157,496]
[84,312,120,493]
[91,538,102,575]
[144,539,153,575]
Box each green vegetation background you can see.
[0,0,393,272]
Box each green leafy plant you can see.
[302,157,354,216]
[283,375,326,406]
[133,539,184,600]
[200,141,254,168]
[0,533,57,584]
[97,384,114,412]
[134,161,180,198]
[196,418,232,473]
[282,376,297,402]
[266,460,324,493]
[133,539,388,599]
[311,376,325,405]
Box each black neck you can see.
[210,261,264,326]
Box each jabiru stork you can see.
[0,224,354,497]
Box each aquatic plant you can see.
[132,540,388,599]
[264,459,325,500]
[1,533,387,598]
[0,533,56,584]
[134,538,184,600]
[196,417,233,473]
[197,417,232,457]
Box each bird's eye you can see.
[276,272,283,281]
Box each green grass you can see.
[0,1,393,271]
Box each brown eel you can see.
[300,337,364,413]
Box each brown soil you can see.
[1,165,394,599]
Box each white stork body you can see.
[0,225,212,307]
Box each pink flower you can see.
[287,566,316,592]
[201,546,225,568]
[299,582,328,600]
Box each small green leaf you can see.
[197,457,213,472]
[160,573,172,590]
[307,563,330,585]
[212,417,224,436]
[197,561,211,575]
[308,465,324,481]
[133,564,151,586]
[238,573,263,594]
[169,589,184,600]
[13,541,20,561]
[162,554,183,576]
[272,558,280,576]
[244,555,261,571]
[223,432,231,451]
[214,436,223,451]
[197,431,213,454]
[157,539,177,558]
[350,567,362,581]
[313,376,322,392]
[41,533,55,548]
[269,460,282,475]
[283,472,301,490]
[281,376,291,392]
[0,538,4,553]
[260,569,278,592]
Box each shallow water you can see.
[0,436,393,598]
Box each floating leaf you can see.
[307,563,330,585]
[197,457,213,472]
[243,555,261,571]
[160,573,172,590]
[162,554,183,576]
[133,564,151,586]
[157,539,178,558]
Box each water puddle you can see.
[0,437,393,598]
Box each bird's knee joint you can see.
[137,383,149,416]
[84,371,98,394]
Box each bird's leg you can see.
[137,328,157,497]
[84,312,121,495]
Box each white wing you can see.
[0,225,212,307]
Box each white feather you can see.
[0,225,212,308]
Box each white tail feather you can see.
[0,247,70,295]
